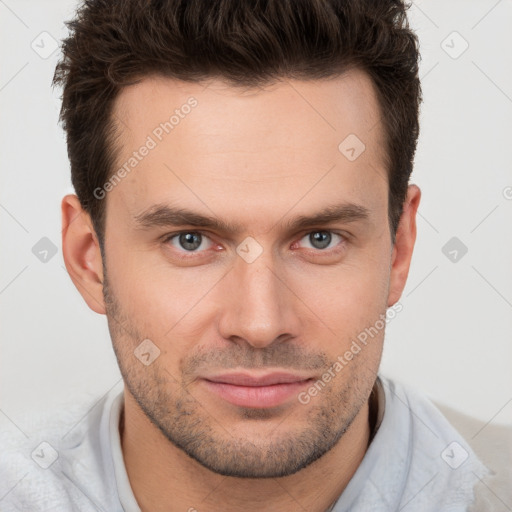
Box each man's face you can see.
[102,69,394,477]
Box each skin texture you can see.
[62,68,421,512]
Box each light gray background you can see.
[1,0,511,434]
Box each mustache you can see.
[181,343,329,375]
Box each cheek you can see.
[105,226,391,347]
[290,253,390,325]
[106,248,226,340]
[283,248,390,367]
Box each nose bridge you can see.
[218,242,298,348]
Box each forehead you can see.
[107,70,388,232]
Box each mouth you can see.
[200,372,315,409]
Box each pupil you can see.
[310,231,331,249]
[177,232,332,251]
[180,232,201,251]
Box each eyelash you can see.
[161,230,347,259]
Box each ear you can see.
[61,194,106,314]
[387,184,421,307]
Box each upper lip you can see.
[203,372,313,387]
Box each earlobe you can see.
[61,194,106,315]
[387,184,421,307]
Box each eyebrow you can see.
[134,202,370,234]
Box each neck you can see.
[121,395,370,512]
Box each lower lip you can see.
[201,379,313,408]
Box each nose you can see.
[217,248,301,349]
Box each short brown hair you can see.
[53,0,421,244]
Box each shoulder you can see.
[0,389,120,512]
[377,375,496,510]
[433,400,512,512]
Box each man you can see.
[0,0,498,510]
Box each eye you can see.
[164,231,214,253]
[162,229,346,258]
[296,230,345,251]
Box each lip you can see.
[201,372,314,408]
